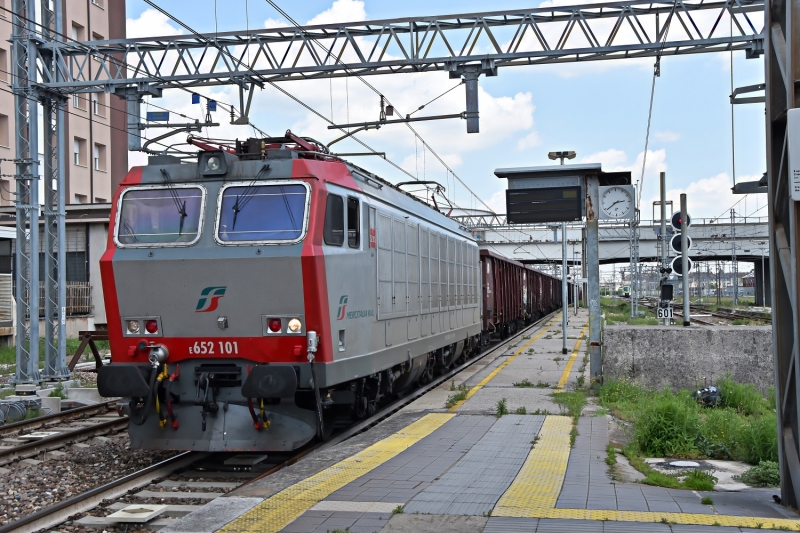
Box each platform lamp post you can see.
[549,151,575,355]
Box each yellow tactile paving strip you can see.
[555,325,589,391]
[448,315,563,411]
[494,415,574,514]
[219,413,453,533]
[494,413,800,529]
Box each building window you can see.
[0,49,7,82]
[74,194,87,204]
[91,0,104,7]
[73,137,86,166]
[73,94,81,109]
[93,143,106,171]
[0,114,8,147]
[91,31,104,41]
[71,23,84,42]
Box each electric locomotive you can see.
[98,131,484,452]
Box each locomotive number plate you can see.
[189,341,239,355]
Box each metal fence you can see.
[19,282,93,317]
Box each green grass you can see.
[701,496,714,505]
[606,444,617,466]
[735,460,780,487]
[445,384,469,408]
[514,406,527,415]
[48,384,68,399]
[622,445,717,490]
[392,505,403,515]
[601,378,778,467]
[535,381,550,388]
[496,398,509,418]
[513,379,534,388]
[0,337,111,366]
[553,391,586,422]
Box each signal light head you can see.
[145,320,159,334]
[671,211,691,231]
[268,318,282,333]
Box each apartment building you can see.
[0,0,127,331]
[0,0,128,205]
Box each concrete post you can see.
[562,221,568,355]
[660,172,668,326]
[681,193,690,326]
[587,176,602,384]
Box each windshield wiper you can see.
[160,169,188,235]
[232,164,270,231]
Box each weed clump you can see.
[600,378,777,466]
[445,384,469,408]
[735,460,780,487]
[513,379,534,388]
[515,406,527,415]
[496,398,509,418]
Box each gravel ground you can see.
[0,435,177,526]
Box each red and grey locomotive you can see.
[97,131,562,452]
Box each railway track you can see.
[638,298,771,326]
[0,401,128,466]
[0,310,561,533]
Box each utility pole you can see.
[731,209,738,306]
[660,172,669,325]
[681,194,690,326]
[561,221,568,354]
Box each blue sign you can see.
[208,100,217,112]
[192,93,200,104]
[146,111,170,122]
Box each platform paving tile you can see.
[602,522,672,532]
[279,510,391,533]
[482,517,539,532]
[404,415,545,516]
[669,526,741,533]
[323,414,494,504]
[536,518,603,532]
[557,416,611,509]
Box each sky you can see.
[124,0,769,222]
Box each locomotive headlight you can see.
[206,156,221,171]
[287,318,302,333]
[127,320,141,334]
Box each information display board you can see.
[505,186,583,224]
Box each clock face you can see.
[601,187,633,218]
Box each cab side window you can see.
[324,194,344,246]
[347,197,360,248]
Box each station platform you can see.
[162,310,799,533]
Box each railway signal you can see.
[670,256,694,276]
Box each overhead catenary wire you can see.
[262,0,494,214]
[636,0,679,208]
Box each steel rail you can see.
[0,400,118,438]
[0,417,129,466]
[0,452,202,533]
[240,309,561,487]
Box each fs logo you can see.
[336,295,348,320]
[196,286,227,313]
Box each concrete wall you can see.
[603,326,774,393]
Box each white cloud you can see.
[263,18,289,28]
[581,148,628,168]
[650,172,763,221]
[126,9,183,38]
[654,131,681,142]
[517,131,542,151]
[486,189,507,214]
[307,0,366,25]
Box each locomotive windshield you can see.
[217,182,308,243]
[116,187,204,245]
